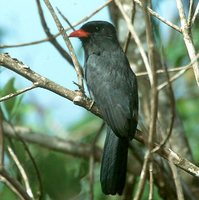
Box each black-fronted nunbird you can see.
[69,21,138,195]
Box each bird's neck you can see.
[82,37,119,57]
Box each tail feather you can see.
[100,127,129,195]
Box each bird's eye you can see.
[95,26,100,31]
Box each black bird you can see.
[69,21,138,195]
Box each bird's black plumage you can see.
[70,21,138,195]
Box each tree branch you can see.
[0,168,32,200]
[36,0,73,65]
[176,0,199,86]
[3,122,101,160]
[43,0,84,92]
[114,0,152,85]
[1,53,199,177]
[7,146,34,199]
[134,0,181,33]
[0,53,100,117]
[192,2,199,24]
[0,108,4,168]
[0,84,38,102]
[3,122,199,178]
[0,0,113,49]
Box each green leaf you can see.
[1,77,23,120]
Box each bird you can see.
[69,21,138,195]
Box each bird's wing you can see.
[85,52,138,139]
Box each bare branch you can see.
[0,53,100,117]
[153,66,175,151]
[0,108,4,168]
[188,0,194,28]
[169,162,185,200]
[3,123,199,184]
[123,1,136,53]
[56,8,75,31]
[134,1,158,198]
[36,0,73,65]
[176,0,199,86]
[133,151,150,200]
[12,122,43,200]
[142,0,158,148]
[148,162,154,200]
[192,2,199,24]
[89,122,104,200]
[158,68,187,91]
[157,56,199,91]
[0,0,112,49]
[135,130,199,177]
[7,146,34,199]
[114,0,152,85]
[134,0,181,33]
[3,123,101,160]
[136,65,192,76]
[43,0,84,92]
[0,83,39,102]
[0,168,32,200]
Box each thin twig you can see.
[176,0,199,86]
[157,53,199,90]
[157,66,187,90]
[123,1,136,53]
[36,0,73,65]
[89,155,94,200]
[169,161,185,200]
[133,151,150,200]
[0,108,4,168]
[148,162,154,200]
[89,122,105,200]
[0,168,32,200]
[0,0,113,49]
[134,0,158,198]
[187,0,194,29]
[114,0,152,85]
[0,83,39,102]
[136,63,192,77]
[192,2,199,24]
[8,122,43,200]
[134,0,182,33]
[56,8,75,31]
[160,64,175,145]
[7,146,34,199]
[153,65,176,152]
[44,0,84,92]
[143,0,158,148]
[165,60,184,200]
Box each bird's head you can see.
[69,21,117,42]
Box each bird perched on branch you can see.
[69,21,138,195]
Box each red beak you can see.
[69,29,90,38]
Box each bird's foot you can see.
[73,81,85,95]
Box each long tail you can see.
[100,127,129,195]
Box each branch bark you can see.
[0,53,100,117]
[44,0,84,92]
[36,0,73,65]
[176,0,199,86]
[3,122,199,178]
